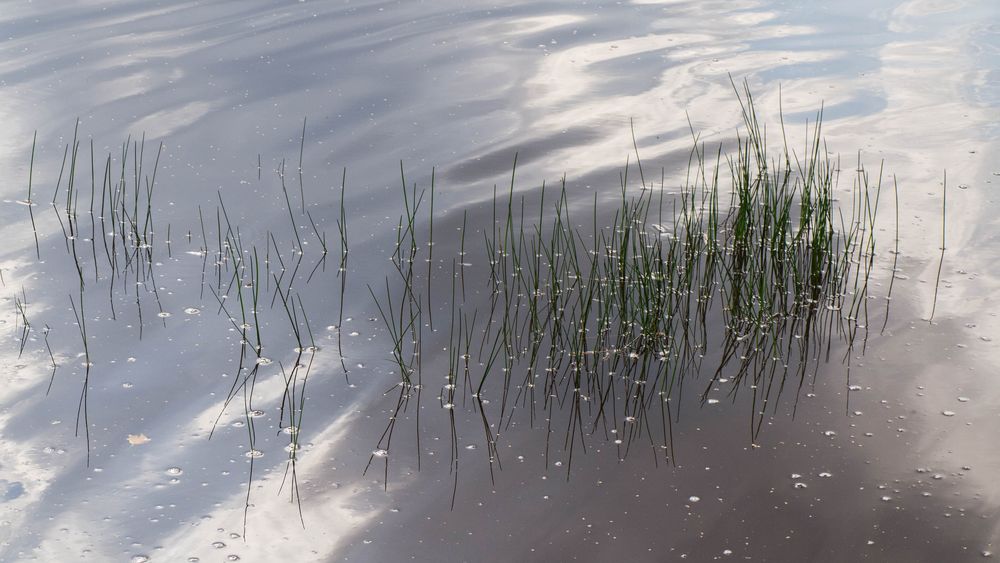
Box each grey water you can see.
[1,1,999,561]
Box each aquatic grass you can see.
[930,171,946,322]
[25,131,41,260]
[9,80,941,519]
[43,324,58,395]
[367,80,909,479]
[13,287,31,358]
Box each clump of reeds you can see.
[369,81,895,484]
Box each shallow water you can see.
[1,1,999,561]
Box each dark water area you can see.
[0,1,998,561]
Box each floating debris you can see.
[126,434,151,446]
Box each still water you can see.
[0,0,998,561]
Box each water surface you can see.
[1,1,998,561]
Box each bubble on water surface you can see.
[958,397,970,402]
[372,449,388,458]
[942,410,956,417]
[131,556,150,563]
[212,541,226,549]
[157,312,171,318]
[244,450,263,459]
[184,307,201,315]
[255,357,272,366]
[165,467,183,476]
[688,496,700,503]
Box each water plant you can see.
[10,81,934,521]
[366,80,896,485]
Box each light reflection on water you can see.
[0,0,998,561]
